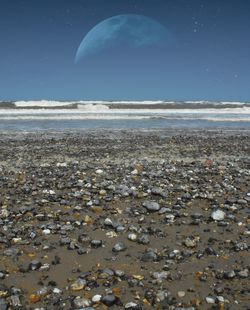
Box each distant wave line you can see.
[0,115,249,122]
[0,100,250,110]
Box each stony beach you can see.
[0,129,249,309]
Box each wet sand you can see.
[0,129,249,309]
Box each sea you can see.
[0,100,250,131]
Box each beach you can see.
[0,129,249,309]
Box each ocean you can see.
[0,100,250,131]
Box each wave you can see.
[0,100,250,110]
[0,115,152,120]
[1,107,250,115]
[0,114,249,122]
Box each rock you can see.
[234,242,248,251]
[142,201,160,212]
[0,299,7,310]
[224,270,236,279]
[125,302,142,309]
[99,268,114,278]
[73,296,91,308]
[42,229,51,235]
[128,233,137,241]
[137,234,150,245]
[184,237,196,248]
[104,218,114,227]
[211,210,225,221]
[115,270,125,277]
[56,162,67,167]
[152,271,169,280]
[112,241,127,252]
[0,273,6,280]
[238,269,249,278]
[92,294,102,303]
[91,240,102,248]
[102,294,117,307]
[52,288,62,294]
[29,260,42,271]
[141,250,157,262]
[3,248,19,257]
[177,291,186,298]
[206,296,215,304]
[70,278,87,291]
[10,295,22,307]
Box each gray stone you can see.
[102,294,117,307]
[143,201,160,212]
[0,299,7,310]
[112,241,127,252]
[141,250,157,262]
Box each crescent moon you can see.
[75,14,172,63]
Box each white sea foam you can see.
[77,104,109,110]
[1,115,249,122]
[14,100,76,107]
[0,100,248,124]
[12,100,250,109]
[14,100,169,107]
[2,107,250,115]
[0,115,152,120]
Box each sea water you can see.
[0,100,249,131]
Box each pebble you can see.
[70,278,86,291]
[29,260,42,271]
[206,296,215,304]
[91,240,102,248]
[112,241,127,252]
[0,131,249,309]
[128,233,137,241]
[92,294,102,303]
[177,291,186,298]
[138,234,150,245]
[211,210,225,221]
[141,250,157,262]
[125,302,141,309]
[142,201,161,212]
[0,299,7,310]
[73,296,91,308]
[238,269,249,278]
[184,237,196,248]
[42,229,51,235]
[102,294,117,307]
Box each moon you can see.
[75,14,172,63]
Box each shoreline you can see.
[0,129,249,309]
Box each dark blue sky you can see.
[0,0,249,101]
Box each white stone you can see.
[106,231,117,238]
[42,189,55,195]
[104,218,113,226]
[39,263,50,272]
[125,302,138,309]
[128,233,137,241]
[217,296,225,303]
[211,210,225,221]
[52,288,62,294]
[56,162,67,167]
[178,291,186,298]
[42,229,51,235]
[95,169,103,174]
[206,297,215,304]
[92,294,102,303]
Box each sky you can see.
[0,0,249,101]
